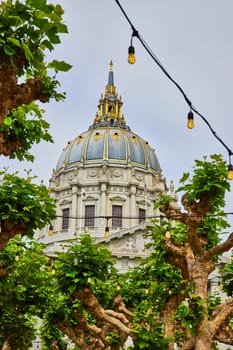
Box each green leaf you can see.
[4,44,15,56]
[179,172,190,183]
[48,59,72,72]
[22,42,33,61]
[7,37,21,47]
[4,117,12,126]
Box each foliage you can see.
[0,237,53,349]
[220,251,233,297]
[177,154,230,206]
[0,170,56,234]
[0,0,71,82]
[0,0,72,347]
[55,234,117,293]
[0,0,72,160]
[1,103,53,161]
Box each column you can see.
[130,184,137,227]
[70,185,78,233]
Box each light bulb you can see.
[104,226,109,238]
[128,45,136,64]
[48,224,53,236]
[187,110,194,129]
[165,227,171,239]
[15,253,20,261]
[227,164,233,180]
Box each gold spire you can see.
[89,61,130,130]
[109,60,113,72]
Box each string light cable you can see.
[114,0,233,178]
[50,212,233,223]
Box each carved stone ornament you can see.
[88,169,98,178]
[135,173,144,181]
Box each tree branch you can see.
[210,298,233,336]
[73,286,134,338]
[56,320,86,350]
[215,327,233,346]
[204,232,233,262]
[0,220,29,250]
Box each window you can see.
[62,208,69,229]
[85,205,95,228]
[112,205,122,228]
[139,208,146,224]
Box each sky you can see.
[2,0,233,226]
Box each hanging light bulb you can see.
[48,224,53,236]
[104,226,109,238]
[165,226,171,239]
[227,163,233,180]
[187,110,194,129]
[128,45,136,64]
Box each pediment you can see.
[109,195,126,202]
[58,198,72,205]
[83,195,98,202]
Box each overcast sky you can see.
[2,0,233,226]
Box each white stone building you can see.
[36,61,177,271]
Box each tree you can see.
[0,0,71,249]
[38,154,233,350]
[0,237,54,350]
[0,0,71,160]
[41,234,135,350]
[0,171,56,249]
[123,154,233,350]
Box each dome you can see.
[56,127,160,171]
[56,61,160,173]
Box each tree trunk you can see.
[195,319,213,350]
[2,343,10,350]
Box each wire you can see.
[53,212,233,221]
[114,0,233,158]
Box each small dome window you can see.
[77,135,83,144]
[94,131,101,140]
[112,131,120,140]
[131,135,137,143]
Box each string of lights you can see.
[114,0,233,179]
[50,212,233,238]
[53,212,233,221]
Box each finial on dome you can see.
[109,60,113,71]
[108,60,114,86]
